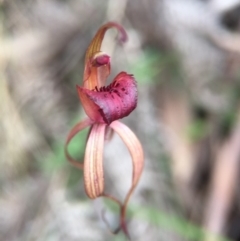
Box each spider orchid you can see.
[65,22,144,239]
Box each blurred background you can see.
[2,0,240,240]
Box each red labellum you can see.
[77,72,137,124]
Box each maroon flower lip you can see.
[77,72,137,124]
[65,22,144,240]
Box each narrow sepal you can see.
[84,123,106,199]
[110,120,144,239]
[85,22,127,62]
[65,118,93,169]
[83,22,127,89]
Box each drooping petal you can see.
[83,22,127,89]
[65,118,93,169]
[84,123,106,199]
[110,120,144,238]
[77,72,137,124]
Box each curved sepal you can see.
[64,118,93,169]
[85,22,127,62]
[110,120,144,239]
[83,22,127,89]
[84,123,106,199]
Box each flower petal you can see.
[65,118,93,169]
[83,22,127,89]
[78,72,137,124]
[84,123,106,199]
[110,120,144,238]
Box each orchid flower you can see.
[65,22,144,239]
